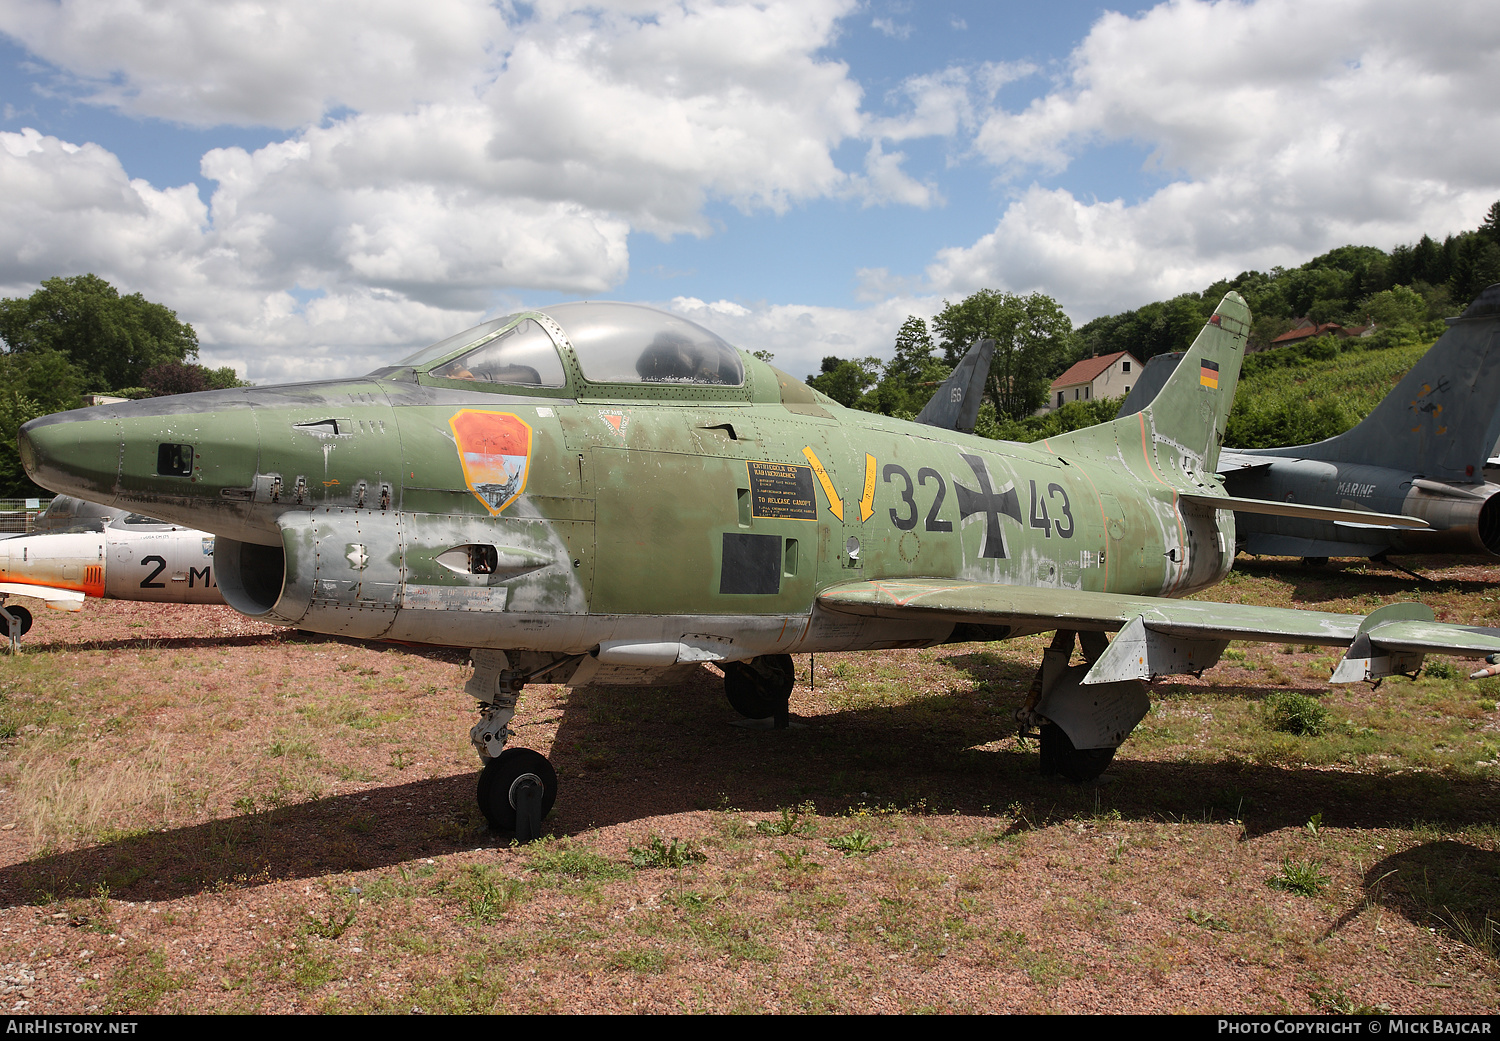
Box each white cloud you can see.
[0,1,963,381]
[670,295,941,379]
[6,0,1499,387]
[0,0,510,128]
[931,0,1500,317]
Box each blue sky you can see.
[1,1,1496,383]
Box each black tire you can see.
[1038,723,1115,782]
[476,748,557,832]
[0,606,33,638]
[723,654,794,719]
[1301,557,1329,568]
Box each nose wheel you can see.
[0,605,32,640]
[477,747,557,840]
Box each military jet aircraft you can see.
[18,294,1500,834]
[1117,284,1500,566]
[0,495,222,637]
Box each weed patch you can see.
[1264,692,1329,736]
[1267,857,1331,897]
[827,830,887,857]
[629,835,707,869]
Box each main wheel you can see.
[477,748,557,832]
[723,654,794,719]
[0,606,33,638]
[1038,723,1115,782]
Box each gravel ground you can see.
[0,571,1495,1014]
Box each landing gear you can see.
[722,654,794,728]
[477,748,557,838]
[1038,723,1116,782]
[466,649,572,840]
[0,605,32,640]
[1301,556,1329,568]
[1017,629,1142,783]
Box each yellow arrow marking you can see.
[859,453,876,522]
[802,446,843,521]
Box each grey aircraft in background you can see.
[1115,283,1500,565]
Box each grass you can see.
[2,583,1499,1013]
[1267,857,1332,897]
[628,835,707,869]
[826,830,887,856]
[1264,691,1329,736]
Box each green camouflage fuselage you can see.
[18,345,1238,661]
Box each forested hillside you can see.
[806,202,1500,451]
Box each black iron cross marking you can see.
[955,453,1021,558]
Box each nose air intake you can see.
[215,538,288,617]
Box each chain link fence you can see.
[0,498,51,534]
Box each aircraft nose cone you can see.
[18,411,122,503]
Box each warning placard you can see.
[747,460,818,521]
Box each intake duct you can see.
[214,537,288,617]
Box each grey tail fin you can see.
[1256,283,1500,482]
[916,337,993,434]
[1116,352,1184,418]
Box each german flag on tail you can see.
[1200,359,1220,389]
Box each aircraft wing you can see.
[0,581,85,611]
[816,578,1500,683]
[1176,491,1428,528]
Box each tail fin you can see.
[916,337,994,434]
[1051,292,1250,476]
[1254,283,1500,482]
[1116,351,1184,418]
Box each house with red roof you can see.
[1046,350,1142,411]
[1268,319,1372,348]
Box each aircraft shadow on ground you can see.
[25,634,286,654]
[1320,841,1500,954]
[4,663,1497,910]
[23,631,472,660]
[1230,554,1498,600]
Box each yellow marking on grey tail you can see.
[802,446,843,521]
[859,453,876,522]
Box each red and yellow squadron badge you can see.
[450,410,532,515]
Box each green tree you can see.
[932,290,1072,421]
[806,355,881,407]
[1449,233,1500,304]
[142,361,251,397]
[1356,284,1428,329]
[0,347,86,496]
[1479,200,1500,245]
[858,315,951,416]
[0,274,199,392]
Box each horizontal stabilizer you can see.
[1177,491,1428,528]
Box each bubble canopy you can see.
[391,302,744,388]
